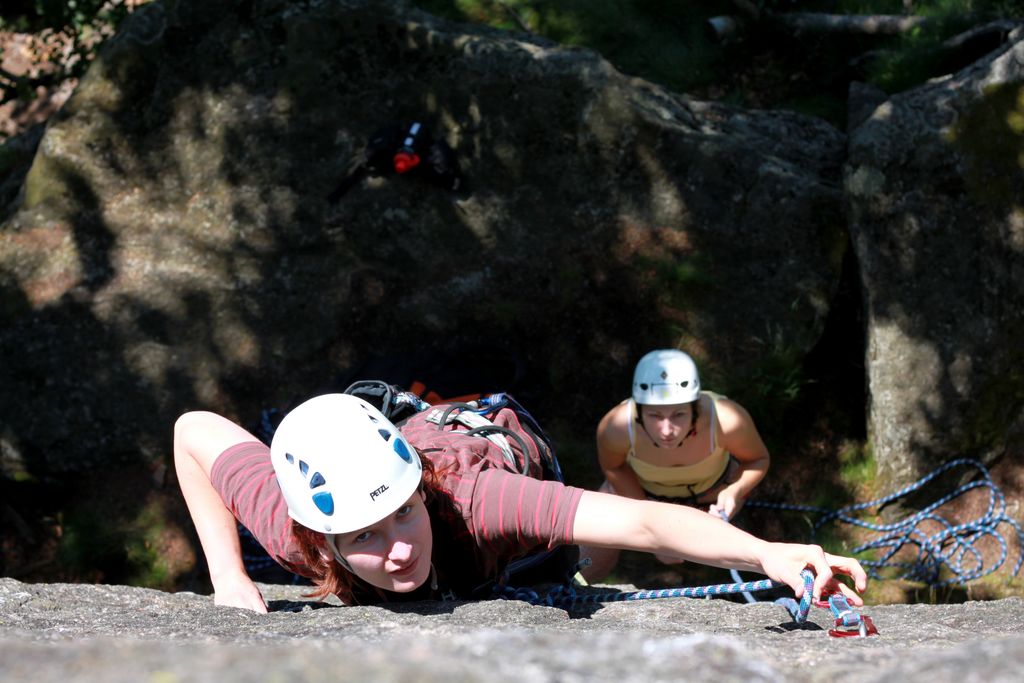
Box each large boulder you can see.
[845,31,1024,487]
[0,0,846,494]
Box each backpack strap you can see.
[416,394,561,483]
[422,404,528,475]
[342,379,430,425]
[479,393,562,482]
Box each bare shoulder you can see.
[711,397,769,459]
[596,401,632,450]
[712,396,757,432]
[174,410,262,475]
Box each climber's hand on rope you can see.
[757,542,868,605]
[708,488,742,520]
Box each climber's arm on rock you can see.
[572,490,867,603]
[173,411,268,614]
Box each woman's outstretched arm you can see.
[173,411,268,613]
[571,490,867,602]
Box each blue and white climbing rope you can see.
[496,569,877,635]
[496,569,813,621]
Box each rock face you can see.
[846,32,1024,487]
[2,578,1024,683]
[0,0,845,482]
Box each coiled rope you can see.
[744,457,1024,586]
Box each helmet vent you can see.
[359,402,379,423]
[299,460,309,476]
[393,438,413,463]
[312,491,335,515]
[309,472,326,488]
[378,428,392,442]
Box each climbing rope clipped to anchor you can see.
[712,511,878,635]
[498,573,793,610]
[745,458,1024,587]
[495,568,877,637]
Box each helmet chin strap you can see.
[326,534,353,572]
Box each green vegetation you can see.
[412,0,731,95]
[58,496,176,589]
[411,0,1024,127]
[750,325,808,405]
[838,439,877,495]
[727,323,812,429]
[656,256,715,291]
[948,81,1024,208]
[123,500,175,588]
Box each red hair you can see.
[291,454,444,604]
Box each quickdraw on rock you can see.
[819,593,878,638]
[718,512,876,637]
[774,571,878,637]
[495,568,878,638]
[328,121,463,202]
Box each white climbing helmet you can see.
[270,393,423,534]
[632,349,701,406]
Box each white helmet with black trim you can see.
[270,393,422,534]
[632,349,701,406]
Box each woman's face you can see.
[333,490,434,593]
[639,403,693,448]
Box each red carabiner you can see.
[828,614,878,638]
[393,150,421,173]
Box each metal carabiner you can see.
[828,614,878,638]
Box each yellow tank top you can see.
[625,392,730,498]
